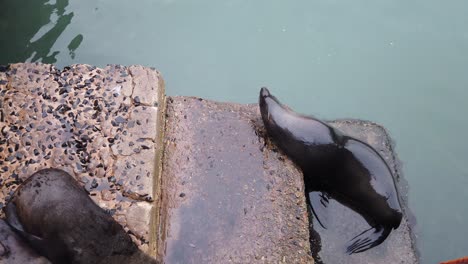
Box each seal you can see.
[259,87,403,254]
[4,168,158,264]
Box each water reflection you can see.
[67,34,83,59]
[0,0,78,64]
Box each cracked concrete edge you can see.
[148,72,166,260]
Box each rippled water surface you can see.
[1,0,468,262]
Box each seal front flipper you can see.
[308,191,330,229]
[346,226,391,254]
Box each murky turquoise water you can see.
[1,0,467,262]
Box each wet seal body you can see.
[4,168,157,264]
[259,88,403,254]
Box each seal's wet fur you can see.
[5,168,157,264]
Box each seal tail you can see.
[346,226,391,254]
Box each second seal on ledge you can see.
[259,87,403,254]
[4,168,158,264]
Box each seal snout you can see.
[260,87,270,98]
[259,87,271,118]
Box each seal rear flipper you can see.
[308,191,330,229]
[5,202,45,251]
[5,202,43,244]
[5,201,70,262]
[5,202,26,233]
[345,226,391,254]
[10,228,70,263]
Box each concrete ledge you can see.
[159,96,313,263]
[0,63,165,256]
[1,63,417,264]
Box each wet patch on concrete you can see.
[309,119,418,264]
[0,63,164,253]
[159,97,313,263]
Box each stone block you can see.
[159,96,313,263]
[0,63,165,254]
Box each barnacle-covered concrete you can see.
[0,63,165,255]
[159,97,314,263]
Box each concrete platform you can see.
[0,63,418,264]
[159,97,313,263]
[157,97,418,264]
[0,63,165,256]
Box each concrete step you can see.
[0,63,165,258]
[157,97,418,264]
[159,96,313,263]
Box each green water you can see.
[1,0,467,262]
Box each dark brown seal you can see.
[4,168,158,264]
[259,87,403,254]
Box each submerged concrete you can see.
[159,97,313,263]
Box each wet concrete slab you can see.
[309,119,418,264]
[159,96,314,263]
[0,63,165,256]
[159,96,417,264]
